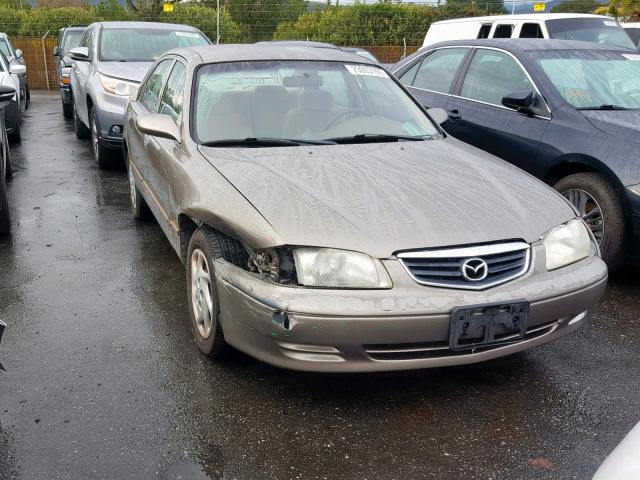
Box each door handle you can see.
[447,109,462,121]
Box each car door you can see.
[444,48,550,173]
[397,47,470,111]
[126,58,175,216]
[73,27,95,125]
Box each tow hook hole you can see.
[272,311,290,330]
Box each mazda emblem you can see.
[461,258,489,282]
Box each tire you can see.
[8,122,20,144]
[555,172,626,271]
[127,155,150,220]
[74,101,90,140]
[5,141,12,178]
[90,107,119,169]
[0,163,10,237]
[25,87,29,110]
[62,102,73,120]
[186,227,249,359]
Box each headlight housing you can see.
[543,218,592,270]
[293,248,392,288]
[61,67,72,85]
[98,73,138,97]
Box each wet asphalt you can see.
[0,92,639,480]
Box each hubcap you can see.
[91,115,99,162]
[190,249,215,339]
[128,165,137,211]
[562,188,604,244]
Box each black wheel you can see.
[62,102,73,120]
[90,107,119,169]
[0,162,10,237]
[555,172,626,271]
[8,122,20,144]
[186,227,248,359]
[127,154,150,220]
[5,141,12,178]
[74,101,90,140]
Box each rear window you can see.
[546,18,636,49]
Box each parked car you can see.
[69,21,210,168]
[0,51,25,143]
[0,33,29,109]
[593,422,640,479]
[392,39,640,270]
[256,41,381,63]
[0,84,15,236]
[340,47,380,63]
[621,22,640,48]
[422,14,636,50]
[53,26,86,119]
[123,44,607,372]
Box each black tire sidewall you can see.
[0,161,10,236]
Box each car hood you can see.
[199,140,575,258]
[581,110,640,144]
[97,62,154,83]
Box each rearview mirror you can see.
[502,90,535,112]
[427,107,449,126]
[53,46,60,57]
[0,85,16,102]
[9,64,26,76]
[69,47,89,62]
[136,114,181,143]
[14,49,22,59]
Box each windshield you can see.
[99,28,208,62]
[194,60,438,145]
[546,18,636,50]
[62,30,84,54]
[0,39,12,60]
[535,49,640,109]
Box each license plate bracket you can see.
[449,301,529,351]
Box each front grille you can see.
[364,320,560,361]
[397,241,530,290]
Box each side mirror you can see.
[53,46,60,57]
[427,107,449,126]
[14,48,22,59]
[0,85,16,102]
[9,64,26,76]
[136,114,181,143]
[502,90,536,112]
[69,47,89,62]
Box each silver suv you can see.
[69,21,209,168]
[0,33,29,110]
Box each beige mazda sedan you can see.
[123,45,607,372]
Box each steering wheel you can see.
[324,109,370,130]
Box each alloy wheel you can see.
[190,249,215,339]
[91,114,99,163]
[562,188,604,244]
[128,164,137,211]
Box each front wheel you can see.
[74,102,90,140]
[127,157,150,220]
[90,108,118,169]
[62,102,73,120]
[555,172,626,271]
[0,165,10,237]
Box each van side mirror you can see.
[427,107,449,125]
[69,47,89,62]
[53,46,60,57]
[0,85,16,102]
[502,90,536,113]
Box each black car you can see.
[392,39,640,270]
[53,26,86,119]
[0,84,15,236]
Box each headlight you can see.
[98,73,138,97]
[293,248,392,288]
[61,66,72,77]
[543,218,591,270]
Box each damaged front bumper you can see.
[214,246,607,372]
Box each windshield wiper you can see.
[200,137,337,148]
[577,104,630,111]
[325,133,429,144]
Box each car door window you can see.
[81,28,95,59]
[140,59,174,112]
[158,62,187,124]
[520,23,543,38]
[477,24,492,38]
[460,49,534,106]
[494,24,514,38]
[398,60,421,87]
[411,48,468,93]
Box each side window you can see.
[411,48,468,93]
[460,49,534,106]
[82,28,95,58]
[159,62,187,124]
[520,23,543,38]
[494,24,515,38]
[477,24,492,39]
[139,59,174,112]
[398,60,421,87]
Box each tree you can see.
[224,0,307,41]
[596,0,640,20]
[551,0,600,13]
[446,0,506,15]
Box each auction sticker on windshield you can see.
[344,65,388,78]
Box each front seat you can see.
[197,90,253,141]
[283,90,335,138]
[251,85,292,138]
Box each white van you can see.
[423,13,636,50]
[621,22,640,48]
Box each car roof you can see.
[255,40,339,49]
[89,21,201,30]
[178,44,373,64]
[432,13,612,24]
[621,22,640,27]
[425,38,636,52]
